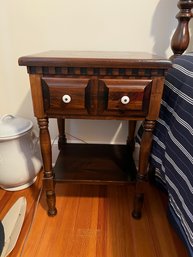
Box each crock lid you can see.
[0,115,33,139]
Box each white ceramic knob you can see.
[62,94,71,103]
[121,96,130,104]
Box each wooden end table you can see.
[19,51,171,219]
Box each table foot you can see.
[132,193,144,219]
[132,210,142,219]
[48,208,57,217]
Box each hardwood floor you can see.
[0,172,189,257]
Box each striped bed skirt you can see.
[136,53,193,257]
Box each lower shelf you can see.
[54,143,137,184]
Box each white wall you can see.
[0,0,180,144]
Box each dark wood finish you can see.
[98,79,152,117]
[55,144,136,183]
[19,51,171,218]
[42,77,152,118]
[132,119,156,219]
[37,118,57,216]
[18,51,171,68]
[57,118,67,150]
[171,0,193,59]
[127,120,137,151]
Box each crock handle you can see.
[0,114,15,121]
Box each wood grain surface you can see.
[0,172,189,257]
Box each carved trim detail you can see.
[27,66,166,77]
[38,118,49,129]
[143,120,156,132]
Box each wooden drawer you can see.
[41,77,91,116]
[41,77,152,118]
[99,79,152,117]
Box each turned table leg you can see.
[132,119,155,219]
[127,120,137,152]
[38,118,57,216]
[57,118,67,150]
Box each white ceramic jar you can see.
[0,115,42,191]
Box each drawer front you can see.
[41,77,91,116]
[41,77,152,118]
[99,79,152,116]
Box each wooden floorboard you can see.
[0,172,189,257]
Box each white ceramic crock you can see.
[0,114,42,191]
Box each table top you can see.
[18,50,171,69]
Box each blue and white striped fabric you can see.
[136,53,193,256]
